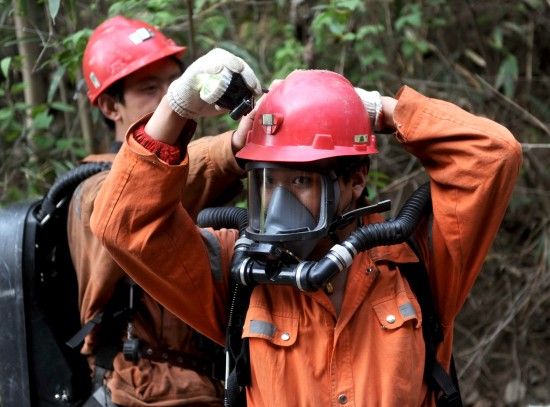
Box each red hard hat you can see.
[237,70,378,163]
[82,16,186,105]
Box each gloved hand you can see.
[167,48,262,119]
[354,88,384,132]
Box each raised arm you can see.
[363,86,522,323]
[90,49,262,344]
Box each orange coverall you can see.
[68,130,243,406]
[91,86,522,406]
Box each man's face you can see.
[260,167,323,224]
[118,57,182,132]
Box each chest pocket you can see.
[372,290,422,330]
[242,306,298,346]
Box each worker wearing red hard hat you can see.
[68,17,261,406]
[90,51,521,407]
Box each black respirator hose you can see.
[197,206,252,406]
[197,183,431,292]
[348,182,431,252]
[197,206,253,287]
[298,182,431,291]
[36,162,112,223]
[197,207,248,234]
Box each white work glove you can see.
[167,48,262,119]
[354,88,384,131]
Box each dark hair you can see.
[99,56,184,130]
[331,156,371,181]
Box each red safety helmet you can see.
[82,16,186,105]
[237,69,378,164]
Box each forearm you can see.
[144,95,187,145]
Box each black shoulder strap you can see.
[401,241,463,407]
[224,282,252,407]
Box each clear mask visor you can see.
[247,166,330,242]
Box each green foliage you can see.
[495,54,518,97]
[394,4,431,59]
[1,57,11,78]
[272,26,305,78]
[0,0,548,403]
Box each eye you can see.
[139,82,161,94]
[144,85,159,93]
[292,175,312,187]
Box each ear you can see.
[96,94,121,122]
[350,164,369,201]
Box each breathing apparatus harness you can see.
[55,164,225,382]
[198,182,462,407]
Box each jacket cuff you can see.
[130,117,197,165]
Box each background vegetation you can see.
[1,0,548,405]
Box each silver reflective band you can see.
[239,257,252,285]
[295,262,308,291]
[329,244,354,269]
[399,302,416,318]
[250,320,276,337]
[342,241,358,256]
[235,236,254,248]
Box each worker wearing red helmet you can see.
[90,57,521,406]
[68,17,262,406]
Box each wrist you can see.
[145,95,187,145]
[380,96,397,130]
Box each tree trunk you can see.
[12,0,48,132]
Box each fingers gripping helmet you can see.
[82,16,186,105]
[237,70,378,259]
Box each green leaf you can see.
[359,49,387,66]
[335,0,364,11]
[356,25,384,39]
[47,66,66,103]
[0,107,13,122]
[32,133,55,150]
[11,83,26,95]
[63,29,92,48]
[194,0,208,13]
[394,5,422,31]
[55,138,74,151]
[490,27,503,50]
[1,57,11,78]
[201,15,229,39]
[32,111,53,130]
[48,0,61,20]
[50,101,75,113]
[495,54,518,97]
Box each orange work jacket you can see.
[91,86,522,406]
[68,130,243,406]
